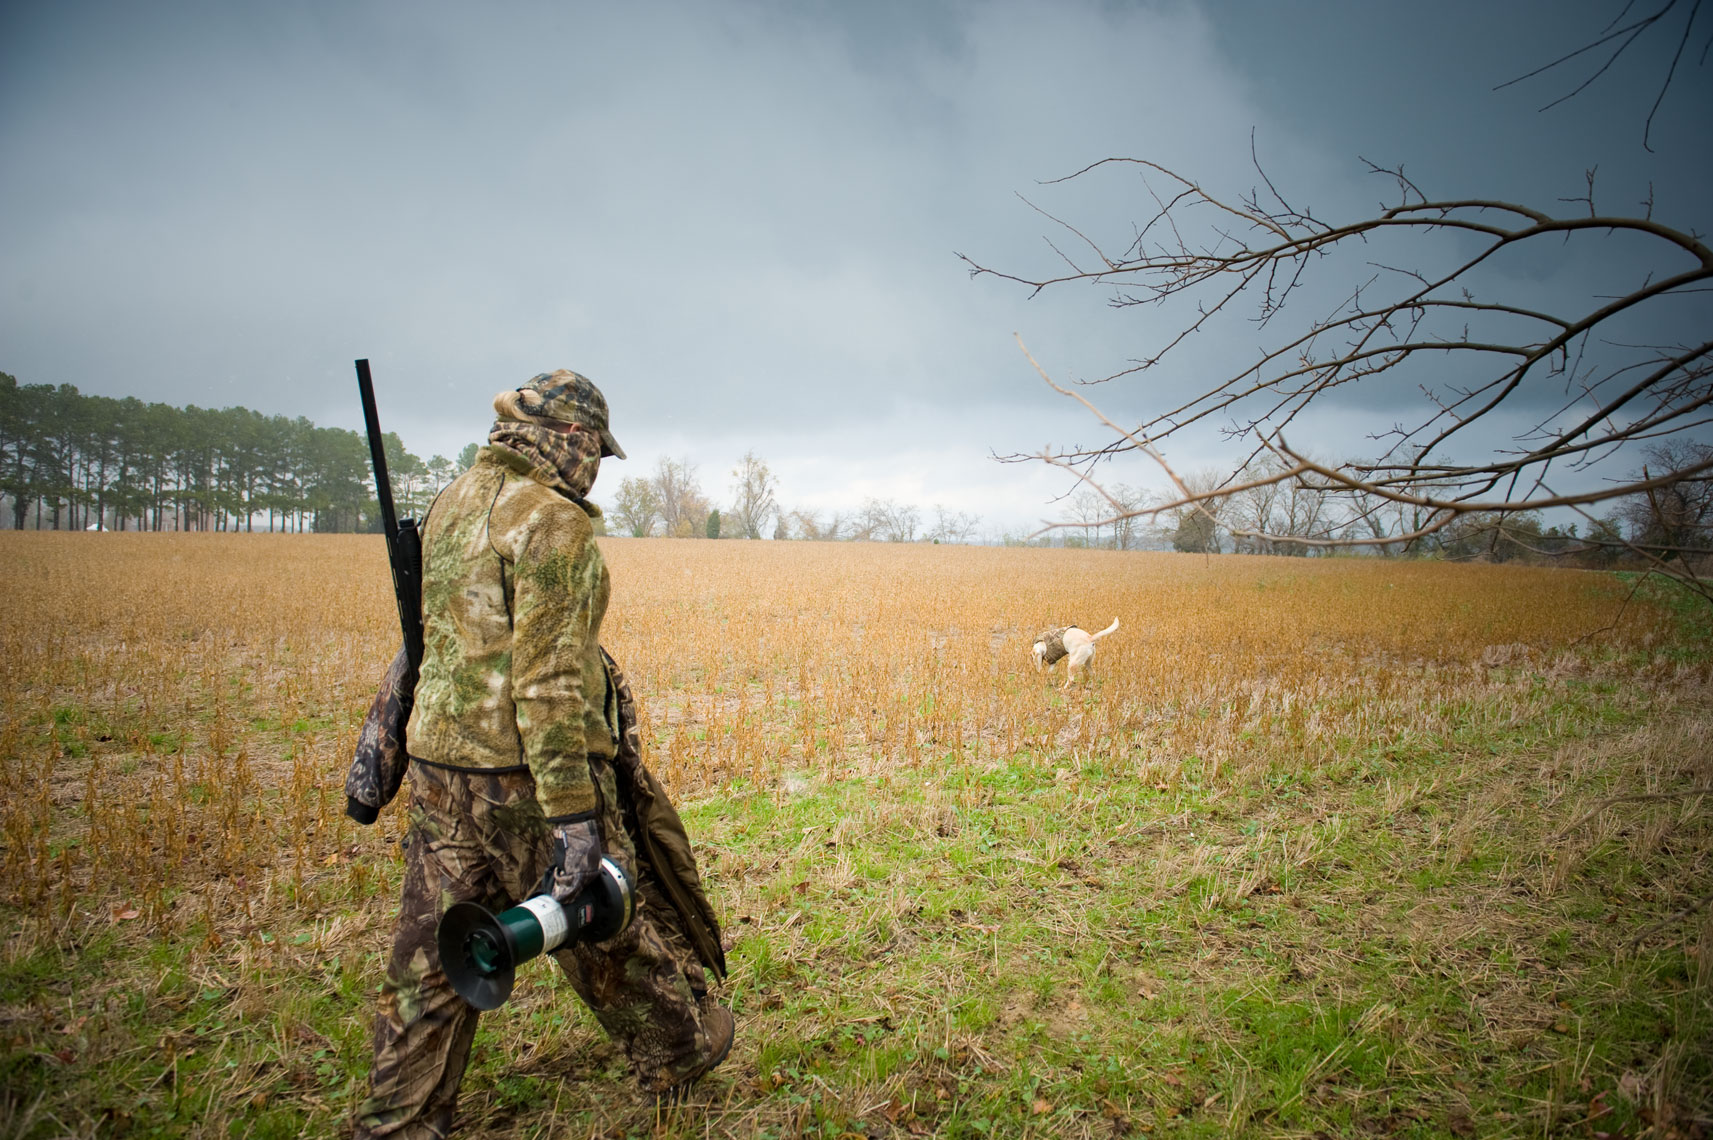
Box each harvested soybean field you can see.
[1,533,1709,1140]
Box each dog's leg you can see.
[1064,644,1095,688]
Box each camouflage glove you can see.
[539,818,602,904]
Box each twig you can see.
[1549,787,1713,841]
[1627,889,1713,948]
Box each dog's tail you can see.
[1090,617,1120,640]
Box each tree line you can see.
[605,451,983,543]
[13,367,1700,561]
[0,372,460,532]
[1043,445,1713,568]
[0,373,989,543]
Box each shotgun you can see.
[356,358,425,670]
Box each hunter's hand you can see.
[540,818,602,903]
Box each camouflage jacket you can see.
[401,445,615,821]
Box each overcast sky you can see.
[3,0,1708,537]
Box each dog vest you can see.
[1036,625,1080,666]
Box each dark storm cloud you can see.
[2,0,1706,532]
[984,0,1713,496]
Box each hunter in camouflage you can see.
[351,371,732,1140]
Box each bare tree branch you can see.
[973,149,1713,564]
[1494,0,1704,150]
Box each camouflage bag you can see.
[346,646,415,824]
[601,648,727,980]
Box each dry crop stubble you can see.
[1,531,1708,1138]
[1,534,400,919]
[596,539,1676,793]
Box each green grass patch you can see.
[4,618,1710,1137]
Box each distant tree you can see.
[427,454,455,494]
[1157,470,1228,554]
[221,406,270,531]
[456,442,480,472]
[1064,490,1108,547]
[102,395,150,530]
[32,383,84,529]
[610,475,662,537]
[137,402,182,529]
[1,374,44,528]
[846,502,879,542]
[1617,441,1713,561]
[1173,511,1221,555]
[788,508,843,541]
[1227,455,1333,557]
[1335,457,1435,557]
[728,451,778,539]
[1108,484,1151,550]
[928,504,981,544]
[885,502,921,542]
[1432,511,1546,563]
[652,456,710,538]
[1580,514,1629,569]
[307,427,369,533]
[852,498,920,543]
[379,432,432,520]
[706,508,721,539]
[273,416,319,532]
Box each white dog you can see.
[1032,618,1120,687]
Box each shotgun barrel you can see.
[356,359,424,669]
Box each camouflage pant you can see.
[353,758,722,1140]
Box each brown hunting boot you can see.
[663,1006,734,1100]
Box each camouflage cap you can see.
[495,370,627,459]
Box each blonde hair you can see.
[492,388,562,427]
